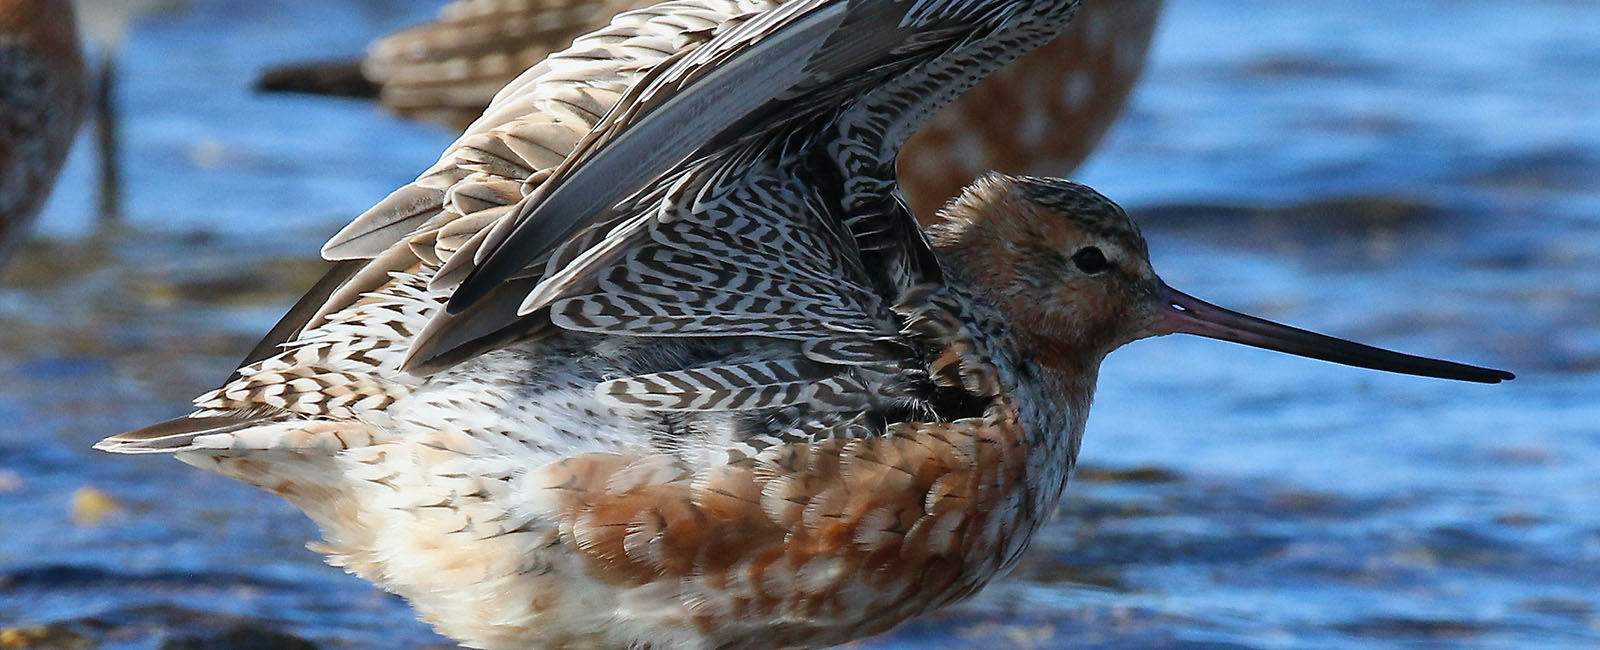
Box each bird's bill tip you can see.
[1148,283,1514,384]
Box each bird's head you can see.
[929,173,1513,383]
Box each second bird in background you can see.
[0,0,85,269]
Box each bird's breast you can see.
[499,395,1052,648]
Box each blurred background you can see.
[2,0,1598,648]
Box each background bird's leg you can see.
[94,48,119,222]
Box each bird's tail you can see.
[254,59,379,99]
[97,413,378,565]
[96,414,371,455]
[95,414,264,454]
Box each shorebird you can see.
[0,0,84,268]
[100,0,1511,648]
[255,0,1162,217]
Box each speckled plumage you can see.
[101,0,1513,648]
[111,180,1098,650]
[0,0,84,267]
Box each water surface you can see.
[3,0,1597,647]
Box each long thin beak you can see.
[1149,283,1514,384]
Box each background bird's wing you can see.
[254,0,668,129]
[362,0,658,129]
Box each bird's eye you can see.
[1071,246,1110,274]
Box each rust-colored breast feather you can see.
[503,297,1034,647]
[534,399,1034,647]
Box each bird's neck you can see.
[927,206,1112,408]
[929,256,1100,478]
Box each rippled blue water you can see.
[3,0,1597,648]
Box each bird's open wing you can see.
[434,0,987,315]
[530,138,918,415]
[110,0,1089,459]
[238,0,1082,417]
[321,0,785,264]
[409,0,1067,372]
[233,0,784,370]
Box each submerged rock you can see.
[0,624,95,649]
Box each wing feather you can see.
[194,0,1087,432]
[441,0,955,312]
[402,0,1066,416]
[239,0,782,377]
[597,358,871,411]
[324,0,781,265]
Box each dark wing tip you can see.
[443,217,552,315]
[444,276,492,315]
[94,415,260,454]
[409,279,553,373]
